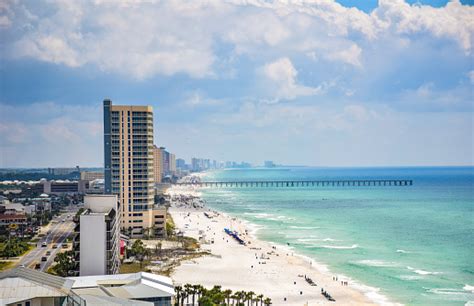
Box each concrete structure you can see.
[0,267,174,306]
[103,100,166,238]
[153,145,162,184]
[0,267,82,306]
[35,180,87,195]
[80,171,104,181]
[68,272,174,306]
[73,195,120,276]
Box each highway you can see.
[17,210,76,272]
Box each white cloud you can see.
[262,57,323,101]
[468,70,474,84]
[3,0,472,79]
[327,43,362,67]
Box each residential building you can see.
[169,153,176,174]
[161,147,170,176]
[103,99,166,238]
[153,145,162,184]
[73,195,120,276]
[176,158,186,170]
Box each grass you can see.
[119,261,151,274]
[0,261,14,271]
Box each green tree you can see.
[174,285,182,306]
[223,289,233,306]
[53,250,75,277]
[263,298,272,306]
[130,239,148,268]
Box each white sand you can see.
[169,203,394,306]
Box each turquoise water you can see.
[199,167,474,305]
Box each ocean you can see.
[198,167,474,305]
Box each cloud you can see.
[2,0,472,79]
[261,57,323,101]
[0,102,102,167]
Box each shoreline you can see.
[166,182,400,305]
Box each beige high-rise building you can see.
[104,100,166,238]
[153,145,162,184]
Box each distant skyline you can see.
[1,0,473,168]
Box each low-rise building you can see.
[80,171,104,181]
[0,267,175,306]
[68,272,174,306]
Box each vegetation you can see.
[0,261,14,271]
[52,250,76,277]
[174,285,271,306]
[129,239,150,268]
[166,215,176,237]
[119,261,151,273]
[0,238,31,258]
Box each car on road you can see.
[41,256,47,262]
[41,242,47,247]
[46,251,51,256]
[61,244,68,249]
[52,244,57,249]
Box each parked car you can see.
[52,244,57,249]
[41,256,47,262]
[34,263,41,269]
[41,242,47,247]
[46,251,51,256]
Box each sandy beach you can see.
[168,186,394,305]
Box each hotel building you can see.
[103,99,166,238]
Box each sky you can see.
[0,0,473,168]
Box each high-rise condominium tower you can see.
[104,99,166,238]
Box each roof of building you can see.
[68,272,174,298]
[0,267,73,304]
[0,214,27,220]
[0,203,25,212]
[78,294,153,305]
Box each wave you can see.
[398,275,424,281]
[464,285,474,293]
[289,225,320,229]
[407,266,442,275]
[396,249,411,254]
[355,260,399,267]
[321,244,358,249]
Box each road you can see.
[17,210,76,272]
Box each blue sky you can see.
[0,0,473,168]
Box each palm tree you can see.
[231,292,240,306]
[184,284,193,305]
[246,292,255,306]
[174,286,182,306]
[257,294,264,306]
[223,289,233,305]
[263,298,272,306]
[238,291,246,306]
[192,284,202,305]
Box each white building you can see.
[74,195,120,276]
[0,267,175,306]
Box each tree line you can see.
[175,284,272,306]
